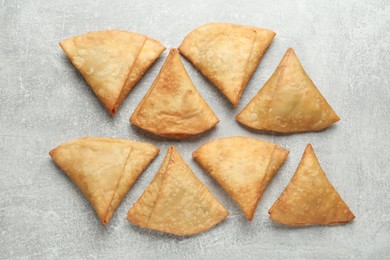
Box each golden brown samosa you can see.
[130,49,219,139]
[127,146,228,236]
[179,23,275,106]
[193,136,288,220]
[60,30,165,115]
[269,144,355,226]
[236,48,340,132]
[49,137,159,224]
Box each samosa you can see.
[127,146,228,236]
[193,136,288,220]
[60,30,165,115]
[269,144,355,226]
[49,137,159,224]
[130,49,219,139]
[179,23,275,106]
[236,48,340,133]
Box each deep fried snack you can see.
[127,146,228,236]
[130,49,219,139]
[236,48,340,132]
[193,136,288,220]
[60,30,165,115]
[179,23,275,106]
[269,144,355,226]
[50,137,159,224]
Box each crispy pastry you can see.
[60,30,166,115]
[269,144,355,226]
[236,48,340,132]
[130,49,219,139]
[127,146,228,236]
[179,23,275,106]
[193,136,289,220]
[49,137,159,224]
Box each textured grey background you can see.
[1,0,390,259]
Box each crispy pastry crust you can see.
[193,136,288,220]
[179,23,275,106]
[49,137,159,224]
[60,30,165,115]
[236,48,340,132]
[130,49,219,139]
[127,146,228,236]
[269,144,355,226]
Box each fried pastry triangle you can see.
[236,48,340,132]
[60,30,165,115]
[49,137,159,224]
[127,146,229,236]
[179,23,275,106]
[193,137,289,220]
[130,49,219,139]
[269,144,355,226]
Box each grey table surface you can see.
[1,0,390,259]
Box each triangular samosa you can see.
[130,49,219,139]
[236,48,340,132]
[127,146,228,236]
[49,137,159,224]
[179,23,275,106]
[60,30,165,115]
[269,144,355,226]
[193,136,289,220]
